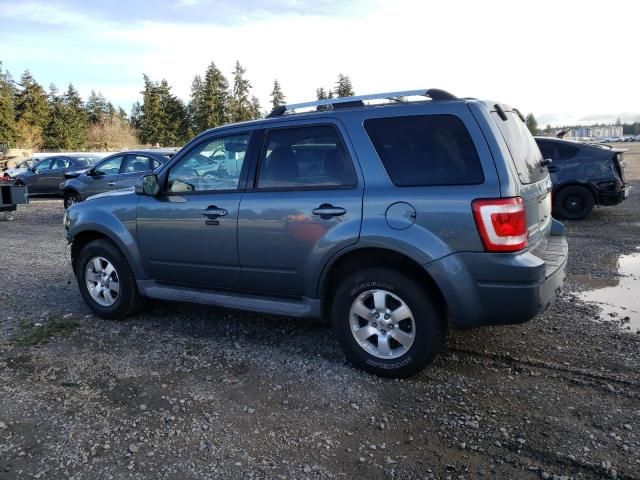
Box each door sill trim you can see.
[137,280,321,318]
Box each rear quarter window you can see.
[364,114,484,186]
[492,111,546,184]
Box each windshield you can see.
[492,111,546,184]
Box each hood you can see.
[86,187,135,202]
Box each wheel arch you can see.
[318,247,448,321]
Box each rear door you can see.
[117,154,160,189]
[491,111,552,250]
[237,122,363,297]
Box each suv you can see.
[65,89,568,377]
[534,137,628,219]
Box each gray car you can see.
[65,89,568,377]
[60,149,177,208]
[16,154,102,196]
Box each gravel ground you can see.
[1,147,639,480]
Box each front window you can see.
[168,133,250,193]
[94,156,124,176]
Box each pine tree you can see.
[270,80,286,110]
[525,113,538,135]
[334,74,354,97]
[229,61,253,123]
[15,70,48,148]
[86,90,108,124]
[250,96,262,120]
[0,62,17,148]
[63,84,88,148]
[316,88,327,100]
[197,62,230,132]
[138,75,189,146]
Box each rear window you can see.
[364,114,484,186]
[537,140,579,162]
[492,111,546,184]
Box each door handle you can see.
[108,182,116,186]
[201,206,228,219]
[312,204,346,219]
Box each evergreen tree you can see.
[63,84,88,148]
[196,62,230,132]
[334,73,354,97]
[250,95,262,120]
[138,75,189,146]
[0,62,17,148]
[15,70,48,148]
[130,101,142,132]
[316,87,327,100]
[525,113,538,135]
[270,79,286,109]
[229,61,253,122]
[43,83,70,149]
[86,90,108,124]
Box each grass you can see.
[13,318,80,346]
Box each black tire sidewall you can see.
[76,240,137,319]
[331,268,445,377]
[555,186,594,220]
[64,192,80,209]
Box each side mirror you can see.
[135,174,160,196]
[541,158,553,167]
[30,166,37,173]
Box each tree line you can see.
[0,60,356,150]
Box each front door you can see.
[38,157,72,193]
[85,155,125,198]
[137,131,253,290]
[238,123,363,297]
[26,158,53,194]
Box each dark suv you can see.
[535,137,628,219]
[65,89,568,377]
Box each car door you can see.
[84,155,125,198]
[38,156,73,193]
[137,131,254,290]
[25,158,53,194]
[237,122,364,297]
[117,154,158,189]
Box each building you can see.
[569,125,623,139]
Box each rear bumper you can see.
[597,185,629,206]
[425,229,568,329]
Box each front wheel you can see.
[64,191,81,209]
[331,268,446,378]
[75,239,144,319]
[554,185,595,220]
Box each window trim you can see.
[163,131,256,196]
[364,113,485,188]
[122,154,154,175]
[251,123,358,192]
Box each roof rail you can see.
[266,88,457,118]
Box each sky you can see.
[1,0,639,127]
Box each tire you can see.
[75,239,144,319]
[554,185,595,220]
[331,268,446,378]
[64,191,81,209]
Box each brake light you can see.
[472,197,528,252]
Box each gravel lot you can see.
[1,145,639,480]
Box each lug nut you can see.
[372,323,377,328]
[384,314,390,320]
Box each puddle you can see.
[578,252,640,332]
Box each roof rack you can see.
[266,88,457,118]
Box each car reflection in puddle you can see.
[578,251,640,332]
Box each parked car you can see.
[535,137,628,219]
[3,158,35,179]
[60,149,177,208]
[16,154,102,196]
[64,89,567,377]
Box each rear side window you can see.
[492,112,545,184]
[364,114,484,186]
[257,125,356,189]
[537,140,579,162]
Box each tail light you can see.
[472,197,528,252]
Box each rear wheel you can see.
[75,239,144,319]
[331,268,446,378]
[554,185,595,220]
[64,191,81,209]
